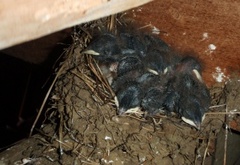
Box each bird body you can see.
[141,88,166,115]
[163,56,211,129]
[115,82,143,115]
[137,72,166,115]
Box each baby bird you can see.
[111,55,144,92]
[136,72,169,115]
[83,29,211,130]
[143,48,174,75]
[117,55,144,77]
[164,57,210,129]
[178,94,207,130]
[119,32,147,58]
[115,82,143,115]
[82,33,125,85]
[143,34,170,53]
[82,33,122,63]
[172,56,203,81]
[141,87,166,115]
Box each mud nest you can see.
[28,16,240,165]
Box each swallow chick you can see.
[82,33,122,63]
[174,56,211,113]
[82,33,123,85]
[162,90,180,113]
[111,55,144,92]
[141,88,166,115]
[142,48,170,75]
[178,94,207,130]
[143,34,170,53]
[119,32,147,58]
[115,82,143,115]
[165,72,210,129]
[142,43,182,76]
[162,54,210,129]
[173,56,203,81]
[117,55,144,77]
[138,73,169,115]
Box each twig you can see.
[201,132,212,165]
[59,111,64,156]
[209,104,226,109]
[205,111,240,115]
[29,73,58,137]
[138,23,152,30]
[223,107,229,165]
[108,15,115,32]
[29,45,75,137]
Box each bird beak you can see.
[181,116,201,130]
[147,68,159,75]
[192,69,203,82]
[125,107,141,114]
[82,49,100,55]
[194,122,201,130]
[114,96,119,108]
[163,67,168,74]
[118,107,141,115]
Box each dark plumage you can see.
[115,82,143,115]
[143,35,170,52]
[138,73,168,115]
[178,56,202,72]
[172,56,203,81]
[119,32,171,59]
[163,90,180,113]
[164,70,210,129]
[83,28,211,129]
[136,72,158,85]
[141,88,166,115]
[178,94,207,130]
[119,33,147,58]
[82,33,122,63]
[117,56,144,77]
[112,55,144,92]
[143,48,173,75]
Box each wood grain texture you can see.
[0,0,151,50]
[130,0,240,86]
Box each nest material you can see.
[33,15,240,165]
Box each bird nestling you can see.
[163,56,210,129]
[83,27,211,130]
[114,82,144,115]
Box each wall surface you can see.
[131,0,240,86]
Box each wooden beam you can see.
[0,0,151,50]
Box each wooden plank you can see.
[0,0,151,50]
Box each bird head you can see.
[115,83,143,115]
[179,95,207,130]
[181,109,204,130]
[82,33,121,62]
